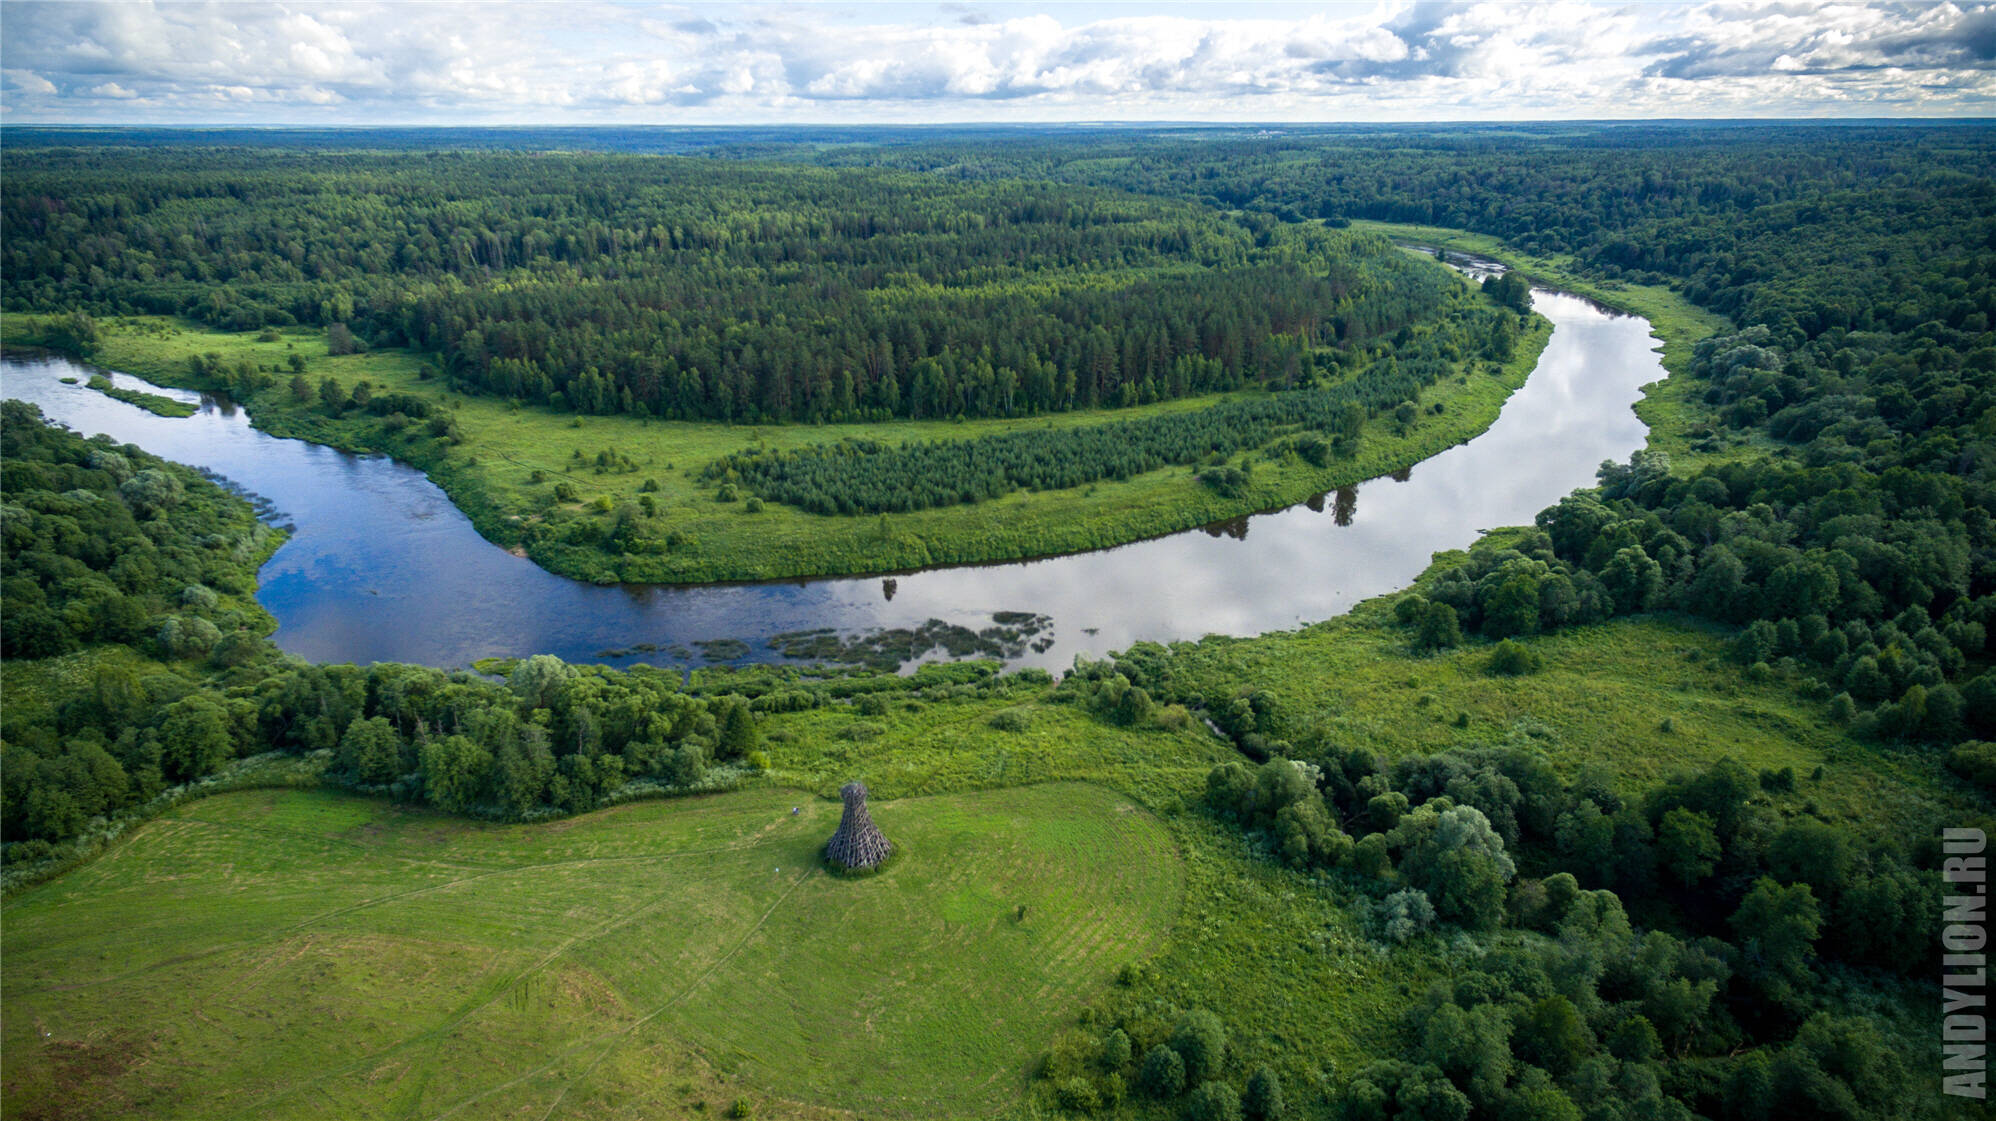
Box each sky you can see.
[2,1,1993,125]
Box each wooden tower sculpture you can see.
[825,781,892,871]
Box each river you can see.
[1,264,1663,672]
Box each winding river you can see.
[1,262,1664,672]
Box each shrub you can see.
[1055,1076,1102,1113]
[1948,741,1996,792]
[1244,1065,1285,1121]
[1487,639,1542,676]
[158,615,222,660]
[1734,619,1778,665]
[1102,1028,1133,1071]
[1112,683,1153,727]
[1183,1080,1242,1121]
[1294,433,1330,466]
[1368,888,1436,944]
[209,630,264,669]
[1198,466,1250,497]
[1415,602,1462,651]
[1827,692,1857,724]
[1140,1044,1187,1098]
[1171,1009,1228,1084]
[987,708,1030,733]
[1351,832,1392,876]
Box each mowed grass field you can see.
[1,782,1182,1121]
[4,302,1549,585]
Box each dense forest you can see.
[1,152,1478,424]
[704,292,1516,515]
[799,123,1996,342]
[0,400,280,663]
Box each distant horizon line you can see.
[6,116,1993,130]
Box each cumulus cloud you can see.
[1644,1,1996,80]
[0,1,1990,123]
[3,69,59,96]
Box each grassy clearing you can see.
[1,781,1181,1121]
[756,689,1236,810]
[4,306,1548,585]
[1167,601,1974,839]
[1347,220,1751,471]
[1073,811,1441,1116]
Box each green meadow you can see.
[1163,607,1973,835]
[1,782,1181,1120]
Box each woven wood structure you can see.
[825,781,892,870]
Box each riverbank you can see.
[5,300,1551,586]
[1347,220,1745,470]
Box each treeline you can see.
[2,150,1470,423]
[705,299,1521,515]
[805,123,1996,346]
[2,648,729,853]
[1055,657,1944,1118]
[2,632,1034,859]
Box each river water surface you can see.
[2,271,1664,672]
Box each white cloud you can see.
[0,1,1989,123]
[3,69,58,95]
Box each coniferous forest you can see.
[3,153,1484,422]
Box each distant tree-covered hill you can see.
[1,151,1484,424]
